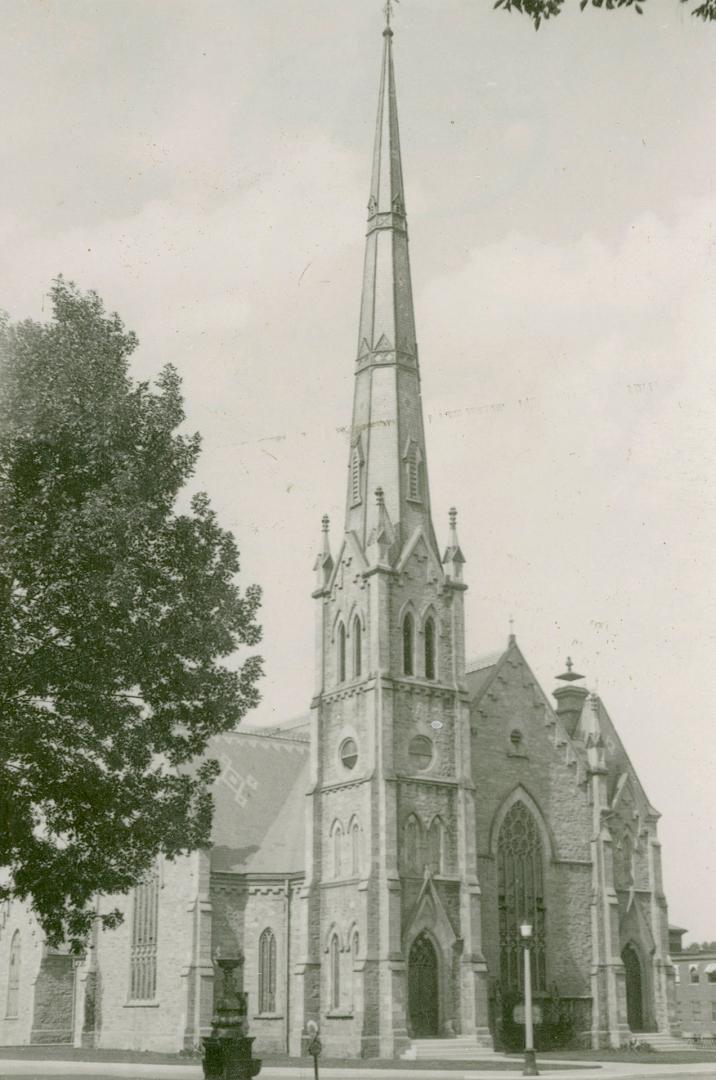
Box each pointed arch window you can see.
[405,815,421,872]
[497,801,546,993]
[427,816,444,875]
[337,622,346,683]
[258,928,277,1013]
[351,819,361,877]
[330,933,341,1010]
[130,864,159,1001]
[350,445,363,507]
[424,616,436,680]
[402,612,414,676]
[353,615,362,678]
[332,822,343,878]
[5,930,20,1018]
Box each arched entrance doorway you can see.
[408,932,439,1036]
[622,943,644,1032]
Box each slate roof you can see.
[206,729,309,874]
[465,649,505,703]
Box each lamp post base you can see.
[523,1049,539,1076]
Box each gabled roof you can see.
[465,648,506,703]
[204,729,309,873]
[243,759,308,875]
[580,695,659,816]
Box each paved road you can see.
[0,1062,716,1080]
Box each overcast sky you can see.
[2,0,715,942]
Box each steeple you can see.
[345,18,437,559]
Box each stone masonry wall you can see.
[0,899,44,1046]
[93,855,197,1052]
[471,646,594,1006]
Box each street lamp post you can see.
[520,922,539,1077]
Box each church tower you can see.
[292,16,492,1058]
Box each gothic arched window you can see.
[330,933,341,1010]
[497,801,546,993]
[337,622,346,683]
[427,816,444,875]
[424,616,436,680]
[351,819,361,877]
[405,814,421,872]
[5,930,20,1019]
[130,864,159,1001]
[403,613,414,676]
[353,616,362,678]
[332,822,343,878]
[258,928,276,1013]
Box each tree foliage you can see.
[0,279,262,950]
[494,0,716,29]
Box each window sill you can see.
[124,1000,160,1008]
[4,1015,19,1021]
[254,1012,283,1021]
[326,1009,354,1020]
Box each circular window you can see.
[340,738,358,770]
[408,735,433,771]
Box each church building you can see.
[0,17,677,1059]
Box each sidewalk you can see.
[2,1059,716,1080]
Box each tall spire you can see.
[356,19,416,365]
[345,18,436,558]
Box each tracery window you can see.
[424,616,436,680]
[497,801,546,993]
[130,864,159,1001]
[330,933,341,1010]
[403,613,414,676]
[5,931,20,1018]
[353,616,362,678]
[258,928,276,1013]
[337,622,346,683]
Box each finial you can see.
[321,514,329,534]
[383,0,398,34]
[375,486,385,508]
[556,656,585,683]
[449,506,457,528]
[508,615,516,643]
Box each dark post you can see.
[307,1020,322,1080]
[202,951,261,1080]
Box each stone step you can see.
[633,1032,692,1052]
[401,1037,498,1061]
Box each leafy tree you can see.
[0,279,262,950]
[495,0,716,29]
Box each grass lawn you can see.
[537,1048,716,1065]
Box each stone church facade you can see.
[0,20,677,1059]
